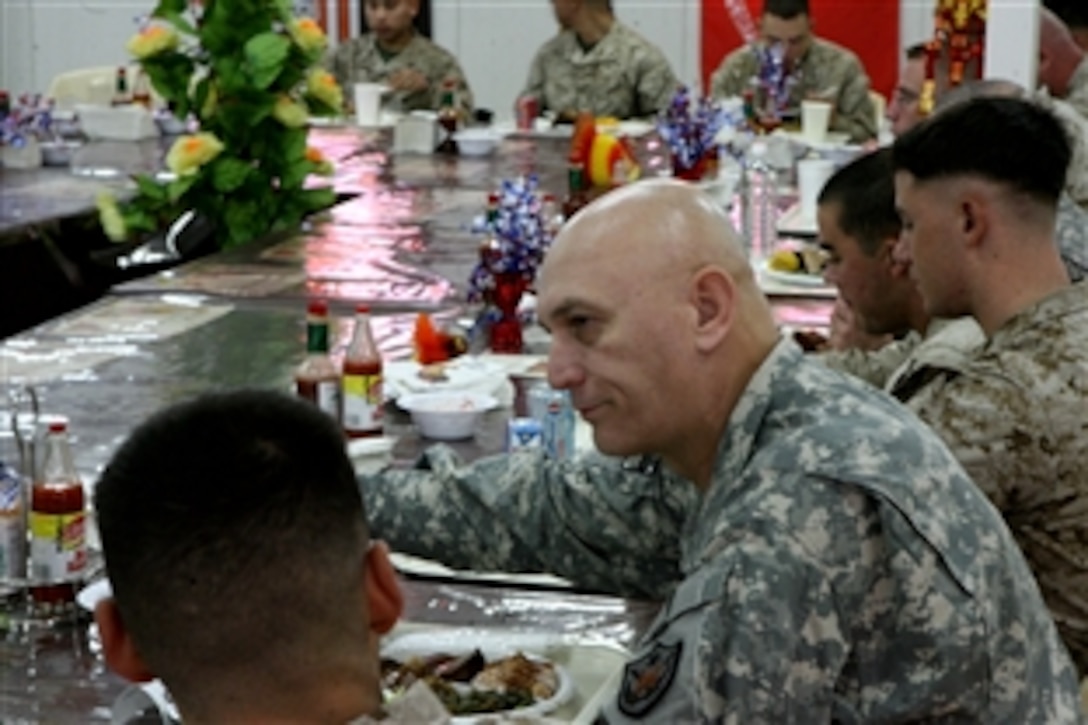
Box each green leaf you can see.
[282,127,308,162]
[211,158,252,192]
[167,174,199,204]
[280,158,311,190]
[134,174,169,203]
[244,33,290,90]
[297,187,336,213]
[223,199,261,248]
[142,52,194,115]
[151,0,186,18]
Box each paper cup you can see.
[801,100,832,144]
[353,83,384,127]
[797,158,836,222]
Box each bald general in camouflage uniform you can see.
[362,180,1081,720]
[327,33,473,114]
[519,22,678,119]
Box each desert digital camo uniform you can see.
[897,283,1088,675]
[709,38,877,143]
[326,33,473,114]
[362,340,1082,721]
[519,22,678,119]
[1057,193,1088,282]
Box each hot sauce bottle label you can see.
[342,373,383,431]
[29,510,87,582]
[315,380,340,420]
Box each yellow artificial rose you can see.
[96,192,128,242]
[126,24,179,59]
[306,146,334,176]
[166,132,225,176]
[306,69,343,112]
[289,17,327,54]
[273,95,309,128]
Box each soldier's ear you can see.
[883,237,910,278]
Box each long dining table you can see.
[0,123,836,722]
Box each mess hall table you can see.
[0,125,835,722]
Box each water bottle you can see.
[742,141,778,262]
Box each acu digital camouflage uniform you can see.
[362,340,1082,721]
[519,22,678,119]
[709,38,877,143]
[326,33,473,114]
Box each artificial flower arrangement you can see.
[97,0,343,250]
[0,95,57,149]
[568,113,641,188]
[656,87,747,180]
[744,42,799,129]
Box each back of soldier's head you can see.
[892,97,1071,208]
[95,389,370,700]
[819,149,900,256]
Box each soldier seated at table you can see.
[709,0,876,143]
[359,178,1082,721]
[91,391,447,723]
[817,137,1088,674]
[327,0,474,115]
[516,0,679,121]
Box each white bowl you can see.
[398,391,497,440]
[453,128,499,157]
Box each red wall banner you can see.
[701,0,902,98]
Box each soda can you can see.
[528,385,576,461]
[516,95,539,131]
[507,417,544,453]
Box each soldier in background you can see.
[327,0,473,114]
[516,0,678,120]
[1039,6,1088,121]
[360,178,1081,721]
[885,43,927,137]
[708,0,876,142]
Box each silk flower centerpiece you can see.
[96,0,343,250]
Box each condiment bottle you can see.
[562,158,589,220]
[0,459,26,601]
[111,66,130,107]
[131,70,152,109]
[295,299,341,422]
[436,82,460,155]
[29,420,86,610]
[342,306,384,438]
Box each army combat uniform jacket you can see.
[327,32,473,114]
[709,38,876,143]
[363,340,1082,721]
[519,21,678,120]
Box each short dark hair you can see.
[906,43,927,61]
[891,97,1071,207]
[95,390,369,699]
[1045,0,1088,29]
[763,0,809,20]
[818,149,901,256]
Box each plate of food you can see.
[383,356,505,402]
[381,630,574,723]
[762,247,830,289]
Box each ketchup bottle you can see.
[29,420,86,610]
[342,305,384,438]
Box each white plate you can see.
[761,262,829,288]
[777,129,852,149]
[776,203,818,237]
[384,356,506,401]
[382,629,575,723]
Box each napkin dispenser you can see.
[393,111,438,154]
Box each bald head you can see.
[537,180,779,486]
[543,179,757,293]
[1040,8,1085,97]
